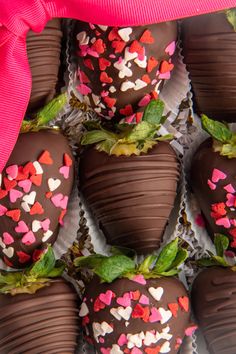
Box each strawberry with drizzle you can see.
[0,94,74,268]
[76,238,194,354]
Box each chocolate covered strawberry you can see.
[74,20,177,121]
[182,10,236,122]
[0,246,79,354]
[79,99,180,254]
[192,234,236,354]
[75,238,193,354]
[191,115,236,251]
[0,94,74,268]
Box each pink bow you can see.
[0,0,235,173]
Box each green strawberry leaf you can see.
[201,114,232,143]
[156,269,179,277]
[214,234,229,257]
[142,99,165,125]
[27,246,57,278]
[110,246,136,258]
[74,254,106,269]
[47,260,65,278]
[197,258,220,267]
[155,134,174,141]
[212,255,229,267]
[138,255,158,274]
[154,238,179,273]
[81,130,117,146]
[119,121,158,144]
[95,255,136,283]
[168,248,188,270]
[83,120,102,131]
[226,8,236,31]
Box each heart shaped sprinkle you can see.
[159,307,172,324]
[48,178,61,191]
[178,296,189,312]
[59,166,70,179]
[132,275,146,285]
[38,150,53,165]
[3,247,14,258]
[6,209,21,222]
[159,60,174,74]
[42,230,53,242]
[117,306,132,320]
[6,165,18,179]
[118,334,128,346]
[117,293,131,307]
[165,41,176,56]
[207,179,216,190]
[30,202,44,215]
[23,162,36,176]
[211,168,227,183]
[79,302,89,317]
[168,303,179,318]
[140,29,155,44]
[15,220,29,233]
[118,27,132,42]
[21,202,30,212]
[32,220,41,232]
[41,218,50,231]
[139,294,149,305]
[9,189,23,203]
[0,204,7,216]
[149,307,162,323]
[99,58,111,71]
[32,161,43,174]
[16,251,30,263]
[4,178,17,191]
[100,72,113,84]
[21,231,36,245]
[64,153,73,167]
[30,174,42,186]
[23,191,36,205]
[3,232,14,245]
[18,179,32,193]
[99,290,114,306]
[148,287,164,301]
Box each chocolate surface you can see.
[182,12,236,122]
[74,21,177,120]
[0,130,74,268]
[0,279,79,354]
[80,276,190,353]
[79,142,180,254]
[27,19,62,113]
[190,138,236,248]
[192,267,236,354]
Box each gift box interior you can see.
[1,6,236,354]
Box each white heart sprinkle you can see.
[3,247,14,258]
[127,333,142,348]
[118,27,132,42]
[90,37,96,44]
[148,287,164,301]
[79,302,89,317]
[32,220,41,233]
[94,107,101,114]
[114,59,133,79]
[134,79,147,91]
[21,202,31,212]
[125,321,129,327]
[33,161,43,175]
[124,47,138,61]
[42,230,53,242]
[117,306,132,321]
[134,56,147,68]
[160,341,171,353]
[23,191,36,205]
[110,345,123,354]
[98,25,108,31]
[144,331,158,346]
[162,326,170,333]
[92,94,100,106]
[48,178,61,192]
[110,308,122,321]
[0,237,6,249]
[109,86,117,93]
[101,321,113,334]
[120,81,135,92]
[76,31,89,45]
[159,307,172,324]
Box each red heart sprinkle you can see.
[17,251,31,264]
[30,202,44,215]
[82,315,90,326]
[142,74,151,84]
[64,153,73,167]
[79,70,90,84]
[0,189,8,199]
[16,166,29,181]
[131,290,140,301]
[108,28,121,41]
[3,256,13,267]
[119,104,133,116]
[132,304,145,318]
[95,30,101,37]
[159,60,174,74]
[59,209,67,226]
[129,40,144,55]
[168,303,179,318]
[32,249,44,262]
[38,150,53,165]
[151,91,158,99]
[4,178,17,191]
[91,39,106,54]
[147,57,158,73]
[178,296,189,312]
[145,346,161,354]
[84,59,94,71]
[111,40,126,53]
[94,297,106,312]
[23,162,36,176]
[46,191,53,199]
[99,58,111,71]
[103,96,117,108]
[100,72,113,84]
[136,112,143,124]
[140,29,155,44]
[30,174,42,186]
[6,209,21,222]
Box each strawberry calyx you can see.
[226,8,236,31]
[201,114,236,158]
[74,238,188,283]
[80,99,173,156]
[0,246,65,295]
[20,93,67,133]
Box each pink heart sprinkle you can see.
[231,219,236,227]
[138,94,151,107]
[41,218,50,231]
[225,250,235,258]
[185,325,198,336]
[22,231,36,245]
[0,204,7,216]
[212,168,227,183]
[207,179,216,191]
[216,217,231,228]
[117,292,131,307]
[18,179,32,193]
[118,334,128,347]
[51,193,63,207]
[130,348,142,354]
[99,290,113,306]
[139,294,149,305]
[60,196,68,210]
[100,348,111,354]
[6,165,18,179]
[149,307,162,323]
[165,41,176,56]
[76,83,92,95]
[99,338,105,344]
[132,274,146,285]
[159,71,171,80]
[9,189,23,203]
[3,232,14,245]
[226,193,236,207]
[224,184,236,193]
[15,220,29,233]
[59,166,70,179]
[124,114,135,124]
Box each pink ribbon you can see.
[0,0,236,172]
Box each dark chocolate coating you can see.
[0,279,79,354]
[82,276,190,353]
[190,138,236,246]
[182,12,236,122]
[74,21,177,119]
[192,267,236,354]
[27,19,62,113]
[79,142,180,253]
[0,130,74,268]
